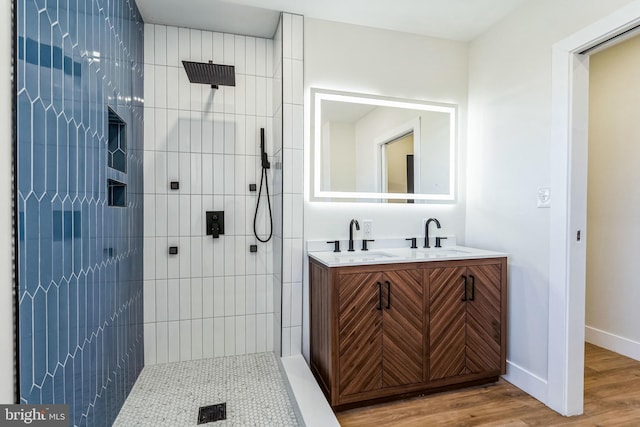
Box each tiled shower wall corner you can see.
[272,16,284,355]
[16,1,145,426]
[280,14,304,356]
[142,24,280,364]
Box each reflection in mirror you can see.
[383,132,414,203]
[312,89,456,203]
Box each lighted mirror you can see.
[311,89,456,203]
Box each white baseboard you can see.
[585,325,640,361]
[502,360,548,405]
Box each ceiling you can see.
[135,0,528,41]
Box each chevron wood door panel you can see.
[338,271,384,396]
[466,263,502,374]
[382,269,423,388]
[428,266,467,380]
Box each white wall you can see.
[1,0,15,404]
[304,18,468,240]
[466,0,637,402]
[142,24,277,364]
[303,18,469,357]
[586,34,640,357]
[325,122,356,192]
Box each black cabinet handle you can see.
[377,282,382,310]
[469,275,475,301]
[385,281,391,309]
[461,275,468,301]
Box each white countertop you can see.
[308,245,507,267]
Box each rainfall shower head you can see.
[182,60,235,89]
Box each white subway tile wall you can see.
[143,22,284,364]
[280,14,304,356]
[271,15,285,358]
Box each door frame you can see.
[376,118,421,194]
[549,0,640,415]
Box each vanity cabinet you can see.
[309,256,507,410]
[427,262,505,382]
[309,261,424,406]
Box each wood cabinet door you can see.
[428,266,467,380]
[382,269,423,388]
[466,263,502,375]
[338,271,384,396]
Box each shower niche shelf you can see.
[108,107,127,173]
[108,179,127,207]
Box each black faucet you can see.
[327,240,341,252]
[424,218,441,248]
[348,219,360,251]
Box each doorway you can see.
[549,2,640,416]
[381,132,415,201]
[585,33,640,359]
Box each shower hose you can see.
[253,128,273,243]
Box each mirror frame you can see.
[311,88,457,203]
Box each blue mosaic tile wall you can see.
[16,1,144,425]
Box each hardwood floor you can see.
[337,343,640,426]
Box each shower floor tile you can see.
[114,352,299,426]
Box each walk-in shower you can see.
[12,0,303,423]
[131,19,289,426]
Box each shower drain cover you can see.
[198,403,227,424]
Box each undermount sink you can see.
[417,248,470,256]
[333,251,397,261]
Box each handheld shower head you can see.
[260,128,270,169]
